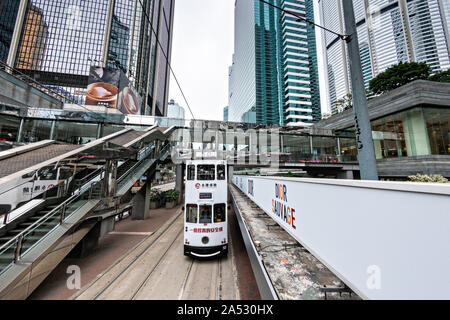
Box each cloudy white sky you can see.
[168,0,328,121]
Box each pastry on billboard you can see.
[85,82,119,108]
[120,87,140,114]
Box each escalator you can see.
[0,140,173,299]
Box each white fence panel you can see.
[232,176,450,300]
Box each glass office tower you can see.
[0,0,22,63]
[320,0,450,114]
[229,0,321,126]
[3,0,174,116]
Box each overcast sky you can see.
[168,0,328,121]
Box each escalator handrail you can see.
[117,143,171,186]
[0,180,94,253]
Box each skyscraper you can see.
[229,0,321,126]
[0,0,22,63]
[320,0,450,114]
[2,0,175,116]
[223,106,228,122]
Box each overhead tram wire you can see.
[137,0,196,121]
[257,0,352,41]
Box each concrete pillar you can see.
[103,160,118,198]
[100,216,115,237]
[175,164,184,202]
[16,118,24,143]
[96,124,104,139]
[132,180,151,220]
[49,121,56,140]
[228,166,234,181]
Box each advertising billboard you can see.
[86,66,141,115]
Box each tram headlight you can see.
[201,236,209,245]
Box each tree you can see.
[428,69,450,83]
[369,61,431,95]
[332,93,353,115]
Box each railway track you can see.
[72,210,238,300]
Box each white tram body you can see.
[184,160,228,258]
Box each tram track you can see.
[93,215,184,300]
[73,208,238,300]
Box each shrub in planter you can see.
[408,174,448,183]
[150,190,163,209]
[164,189,180,209]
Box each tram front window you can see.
[199,205,212,223]
[186,204,198,223]
[187,165,195,180]
[217,165,226,180]
[214,204,226,223]
[197,165,215,181]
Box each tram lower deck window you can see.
[199,205,212,223]
[214,204,226,223]
[197,165,215,181]
[186,204,198,223]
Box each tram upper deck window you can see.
[214,204,226,223]
[186,204,198,223]
[199,205,212,223]
[217,165,226,180]
[187,165,195,180]
[197,165,215,181]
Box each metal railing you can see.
[0,60,76,105]
[0,178,102,274]
[117,143,171,188]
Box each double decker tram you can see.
[184,160,228,258]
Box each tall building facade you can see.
[1,0,175,116]
[223,106,228,122]
[229,0,321,126]
[320,0,450,114]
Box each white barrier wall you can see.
[233,176,450,300]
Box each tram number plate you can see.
[199,193,212,200]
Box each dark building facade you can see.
[1,0,174,116]
[0,0,21,63]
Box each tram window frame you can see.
[217,165,226,180]
[197,165,215,181]
[187,165,195,180]
[186,204,198,223]
[214,204,226,223]
[199,205,212,224]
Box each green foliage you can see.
[150,189,163,202]
[369,62,431,95]
[164,189,180,202]
[284,171,296,177]
[428,69,450,83]
[408,174,449,183]
[332,93,353,115]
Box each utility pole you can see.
[342,1,379,181]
